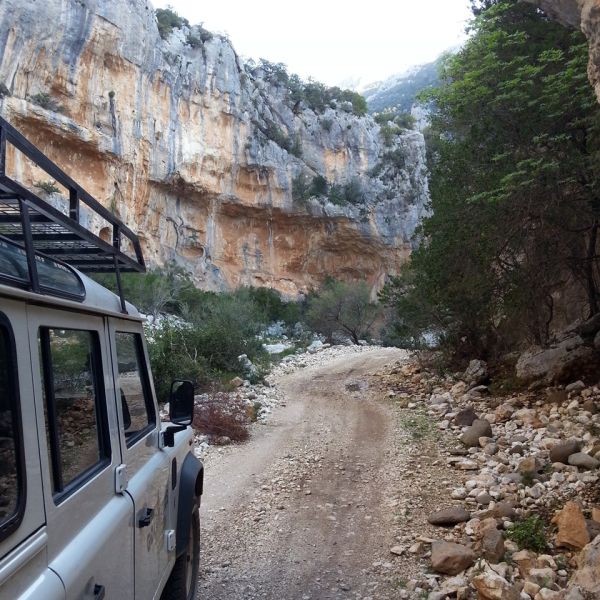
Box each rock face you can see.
[0,0,429,295]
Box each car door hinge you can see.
[165,530,176,552]
[115,464,128,494]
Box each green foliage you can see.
[29,92,64,113]
[93,266,303,396]
[400,413,435,439]
[251,60,368,117]
[305,279,382,344]
[263,121,291,151]
[327,179,365,206]
[292,174,329,203]
[34,180,60,194]
[186,26,212,48]
[384,1,600,361]
[506,516,549,552]
[155,6,189,39]
[290,135,303,158]
[394,112,416,129]
[147,322,211,403]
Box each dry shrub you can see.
[192,391,249,444]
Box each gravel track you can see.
[197,347,459,599]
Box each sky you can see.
[152,0,473,88]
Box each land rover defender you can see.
[0,117,203,600]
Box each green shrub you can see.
[290,135,303,158]
[506,516,549,552]
[34,180,60,194]
[147,322,211,403]
[30,92,64,113]
[156,6,189,39]
[263,121,290,151]
[305,279,382,344]
[310,175,328,196]
[380,123,400,146]
[395,112,416,129]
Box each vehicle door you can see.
[107,318,173,599]
[0,299,64,599]
[27,306,134,599]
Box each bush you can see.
[147,321,211,403]
[263,121,290,151]
[305,279,382,344]
[155,6,189,39]
[193,391,250,443]
[34,180,60,194]
[506,516,549,552]
[293,174,329,203]
[30,92,64,113]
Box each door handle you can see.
[93,584,106,600]
[138,507,154,528]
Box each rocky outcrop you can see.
[0,0,429,294]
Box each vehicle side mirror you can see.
[169,380,194,426]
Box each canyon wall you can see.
[0,0,429,295]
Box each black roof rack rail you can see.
[0,116,146,312]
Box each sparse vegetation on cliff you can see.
[29,92,64,113]
[252,59,368,117]
[155,6,189,39]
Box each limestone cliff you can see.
[0,0,429,296]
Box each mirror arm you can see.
[161,424,187,448]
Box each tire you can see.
[161,502,200,600]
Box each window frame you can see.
[39,326,111,504]
[0,312,26,542]
[115,331,157,448]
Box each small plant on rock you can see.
[506,515,549,552]
[34,180,60,194]
[30,92,64,113]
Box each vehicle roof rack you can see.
[0,116,145,312]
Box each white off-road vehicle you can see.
[0,117,203,600]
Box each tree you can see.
[384,1,600,360]
[306,280,381,344]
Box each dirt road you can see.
[197,347,454,599]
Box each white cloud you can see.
[152,0,472,86]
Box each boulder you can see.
[430,541,475,575]
[229,376,244,388]
[454,406,479,426]
[516,335,594,384]
[481,528,505,563]
[461,419,493,447]
[568,452,600,470]
[463,359,489,386]
[519,456,540,476]
[471,571,520,600]
[568,536,600,596]
[427,506,470,526]
[552,502,590,550]
[549,440,581,464]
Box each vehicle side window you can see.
[0,315,24,540]
[39,328,110,500]
[115,332,156,446]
